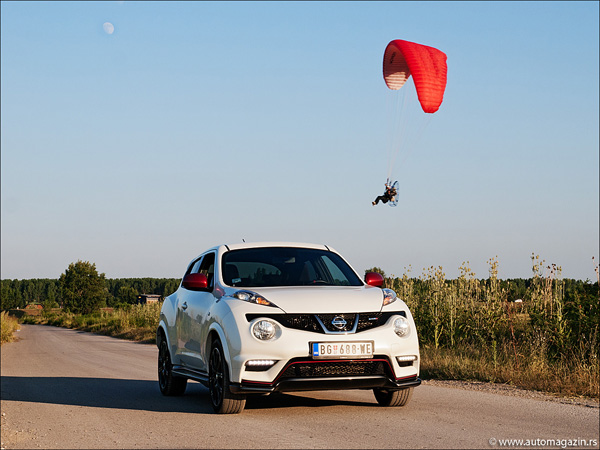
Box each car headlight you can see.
[382,288,397,306]
[233,290,276,307]
[252,319,277,340]
[393,316,410,337]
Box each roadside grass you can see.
[22,302,160,344]
[1,310,21,344]
[420,345,599,399]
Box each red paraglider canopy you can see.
[383,39,447,113]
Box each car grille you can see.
[316,313,357,332]
[282,314,321,333]
[246,311,406,334]
[279,358,389,379]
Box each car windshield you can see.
[221,247,363,287]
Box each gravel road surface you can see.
[1,325,598,449]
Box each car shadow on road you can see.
[245,392,373,410]
[0,375,214,414]
[1,376,374,414]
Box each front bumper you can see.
[230,356,421,394]
[220,303,421,391]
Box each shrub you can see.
[1,311,20,344]
[388,255,599,398]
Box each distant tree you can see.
[44,282,59,308]
[59,261,107,314]
[23,280,42,304]
[162,279,181,297]
[1,281,20,310]
[117,286,139,304]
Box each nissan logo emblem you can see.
[331,316,347,330]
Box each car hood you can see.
[241,285,385,314]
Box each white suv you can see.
[156,242,420,414]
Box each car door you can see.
[178,252,215,373]
[174,257,201,365]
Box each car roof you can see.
[223,241,330,251]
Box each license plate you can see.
[311,341,374,359]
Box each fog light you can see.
[252,320,277,340]
[393,316,410,337]
[245,359,277,371]
[396,355,417,367]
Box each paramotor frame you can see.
[388,180,399,207]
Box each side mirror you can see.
[182,273,209,291]
[364,272,384,287]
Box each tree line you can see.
[3,260,596,317]
[1,261,180,312]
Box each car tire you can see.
[373,387,413,407]
[158,339,187,396]
[208,339,246,414]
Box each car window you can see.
[321,255,353,285]
[198,253,215,289]
[187,257,202,275]
[221,247,362,287]
[185,253,215,290]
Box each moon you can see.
[103,22,115,35]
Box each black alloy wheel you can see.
[208,342,225,407]
[158,339,187,396]
[208,339,246,414]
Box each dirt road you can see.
[1,325,598,449]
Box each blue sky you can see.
[1,1,598,281]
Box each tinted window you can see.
[221,247,362,287]
[186,253,215,289]
[187,257,202,275]
[198,253,215,289]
